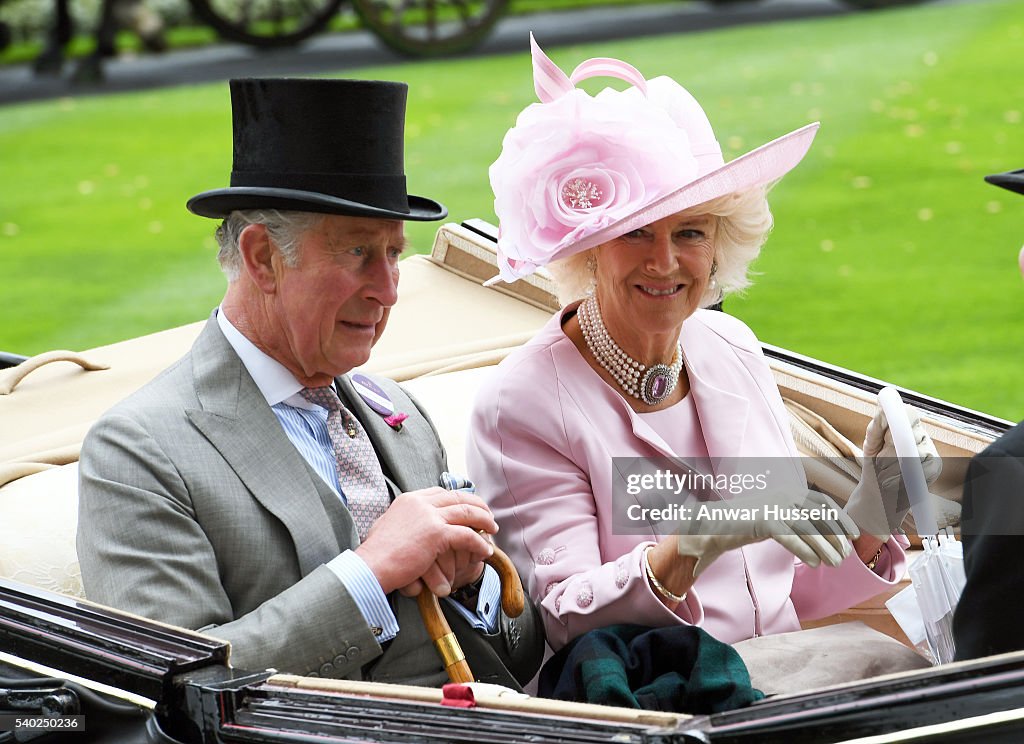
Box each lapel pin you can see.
[352,373,407,431]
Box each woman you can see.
[468,37,939,652]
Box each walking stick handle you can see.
[488,543,525,618]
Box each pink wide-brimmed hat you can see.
[487,35,819,284]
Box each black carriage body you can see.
[5,577,1024,743]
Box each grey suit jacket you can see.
[77,316,541,686]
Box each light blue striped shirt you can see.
[216,309,498,638]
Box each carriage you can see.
[0,0,939,69]
[151,0,937,57]
[1,219,1021,742]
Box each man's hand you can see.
[397,546,487,599]
[449,549,488,593]
[355,487,496,597]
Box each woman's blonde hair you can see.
[547,187,774,307]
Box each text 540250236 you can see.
[0,714,85,731]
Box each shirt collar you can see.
[216,307,313,409]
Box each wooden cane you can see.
[417,542,525,684]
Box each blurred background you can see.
[1,0,1021,419]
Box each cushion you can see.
[733,621,930,697]
[0,462,84,597]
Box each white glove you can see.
[844,403,941,539]
[676,490,858,578]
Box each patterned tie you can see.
[301,385,390,540]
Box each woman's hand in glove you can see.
[675,490,859,578]
[845,403,941,540]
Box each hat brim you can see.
[556,122,820,261]
[985,169,1024,196]
[186,187,447,222]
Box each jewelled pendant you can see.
[640,364,675,405]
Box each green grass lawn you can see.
[1,0,1022,421]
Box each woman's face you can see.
[593,210,717,352]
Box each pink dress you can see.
[467,305,906,651]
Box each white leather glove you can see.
[676,490,858,578]
[844,403,941,540]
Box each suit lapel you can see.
[185,318,342,575]
[682,321,751,462]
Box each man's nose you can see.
[366,256,400,306]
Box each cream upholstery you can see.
[0,462,83,597]
[402,366,496,477]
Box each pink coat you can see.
[467,306,906,650]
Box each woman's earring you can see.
[586,254,598,295]
[709,259,719,291]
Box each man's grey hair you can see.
[548,187,774,307]
[214,209,325,282]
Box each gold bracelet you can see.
[643,545,687,604]
[865,545,883,571]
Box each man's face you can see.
[268,214,406,387]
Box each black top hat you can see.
[187,78,447,221]
[985,168,1024,196]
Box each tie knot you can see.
[300,386,342,412]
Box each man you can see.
[952,167,1024,661]
[77,78,541,687]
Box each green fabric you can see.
[538,624,764,714]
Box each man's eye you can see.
[351,246,366,257]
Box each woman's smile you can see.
[636,282,685,298]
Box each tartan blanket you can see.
[538,624,764,713]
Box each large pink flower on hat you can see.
[489,82,699,283]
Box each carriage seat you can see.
[0,462,83,596]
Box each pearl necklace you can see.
[577,295,683,406]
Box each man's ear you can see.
[238,223,278,294]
